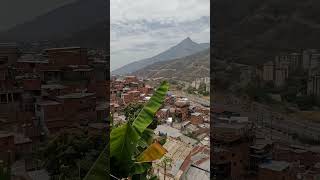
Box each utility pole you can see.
[164,163,166,180]
[270,114,273,140]
[78,161,81,180]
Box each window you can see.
[36,105,41,111]
[0,94,7,103]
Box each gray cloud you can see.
[111,0,210,70]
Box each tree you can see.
[36,130,106,179]
[186,86,195,94]
[84,81,170,180]
[0,161,10,180]
[124,103,144,122]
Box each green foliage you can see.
[186,86,196,94]
[243,82,273,103]
[198,82,206,92]
[132,82,168,133]
[83,145,109,180]
[85,81,169,179]
[124,103,144,121]
[110,81,169,178]
[110,82,169,178]
[0,163,10,180]
[37,131,106,179]
[198,82,209,96]
[158,136,167,146]
[147,118,158,130]
[294,95,320,110]
[110,123,140,176]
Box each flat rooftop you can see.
[45,47,81,51]
[0,131,13,138]
[88,123,108,129]
[155,125,182,138]
[57,92,95,99]
[259,161,290,171]
[37,100,61,106]
[214,122,247,130]
[41,84,66,90]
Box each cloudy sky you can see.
[111,0,210,70]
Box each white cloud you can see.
[111,0,210,70]
[111,0,209,23]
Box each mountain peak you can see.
[176,37,198,48]
[181,37,194,43]
[113,36,209,75]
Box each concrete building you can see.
[0,43,20,66]
[262,61,274,81]
[0,132,15,164]
[307,67,320,97]
[258,161,292,180]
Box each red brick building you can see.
[36,101,64,133]
[56,92,97,125]
[175,100,190,121]
[273,143,320,168]
[258,161,292,180]
[0,132,15,164]
[124,76,138,84]
[44,47,88,67]
[122,90,140,104]
[190,112,204,125]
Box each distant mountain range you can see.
[112,37,209,75]
[0,0,108,48]
[213,0,320,64]
[133,48,209,82]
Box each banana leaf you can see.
[132,81,169,134]
[83,144,109,180]
[110,81,169,160]
[136,142,167,163]
[85,81,169,179]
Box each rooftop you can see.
[185,159,210,180]
[27,169,50,180]
[0,131,13,138]
[259,161,290,172]
[179,135,198,146]
[155,125,182,138]
[41,84,66,90]
[88,123,108,129]
[57,93,95,99]
[191,112,202,116]
[214,122,247,130]
[45,47,81,51]
[18,54,48,63]
[37,100,61,106]
[154,137,193,176]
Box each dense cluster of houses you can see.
[212,105,320,180]
[0,43,108,178]
[153,94,211,180]
[110,75,211,180]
